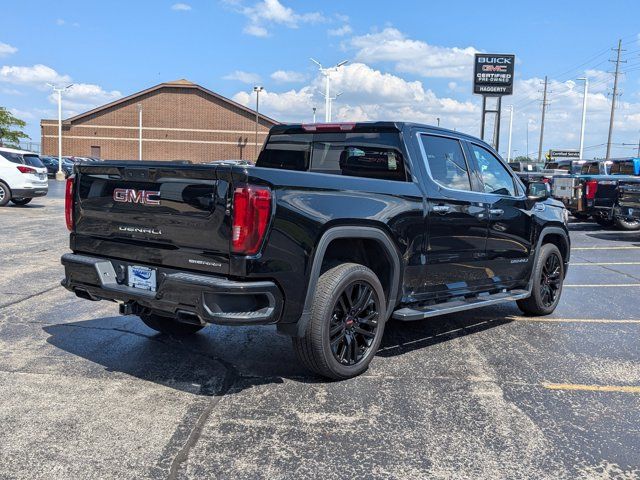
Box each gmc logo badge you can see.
[113,188,161,205]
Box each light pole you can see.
[577,77,588,159]
[47,83,73,181]
[310,58,348,122]
[253,86,263,159]
[436,117,440,127]
[506,105,514,162]
[312,107,317,123]
[137,103,143,161]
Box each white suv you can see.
[0,147,49,206]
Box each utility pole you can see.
[310,58,348,122]
[312,107,316,123]
[436,117,440,127]
[537,76,549,163]
[577,77,588,159]
[506,105,513,162]
[253,85,263,159]
[606,39,625,160]
[47,83,73,181]
[137,104,143,161]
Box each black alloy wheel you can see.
[329,281,380,366]
[540,252,562,308]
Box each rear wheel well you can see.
[541,233,568,262]
[320,237,393,304]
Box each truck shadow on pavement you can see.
[42,307,515,392]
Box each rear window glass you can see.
[581,163,600,175]
[23,154,44,168]
[611,161,636,175]
[257,131,407,181]
[1,152,24,164]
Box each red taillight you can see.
[231,185,272,255]
[542,177,550,183]
[65,175,75,231]
[585,180,598,200]
[17,165,37,174]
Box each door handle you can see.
[432,205,450,213]
[489,208,504,216]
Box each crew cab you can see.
[61,122,571,379]
[0,147,48,206]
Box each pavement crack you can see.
[0,284,61,310]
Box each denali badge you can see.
[118,225,162,235]
[113,188,161,205]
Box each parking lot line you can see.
[571,262,640,266]
[543,383,640,393]
[511,317,640,324]
[564,284,640,287]
[572,246,640,250]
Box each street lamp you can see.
[253,85,263,159]
[47,83,73,181]
[310,58,348,122]
[506,105,514,162]
[312,107,317,123]
[436,117,440,127]
[577,77,588,159]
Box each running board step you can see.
[392,289,529,321]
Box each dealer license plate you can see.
[128,265,157,292]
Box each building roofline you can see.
[42,80,279,126]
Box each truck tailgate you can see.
[73,162,232,275]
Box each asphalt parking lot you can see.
[1,182,639,480]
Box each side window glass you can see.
[470,144,516,196]
[420,135,472,191]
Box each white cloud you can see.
[0,42,17,57]
[228,0,325,37]
[233,86,316,119]
[48,83,122,117]
[350,28,478,79]
[224,70,262,84]
[0,64,71,88]
[56,18,65,26]
[270,70,307,83]
[328,24,352,37]
[171,3,192,11]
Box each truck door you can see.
[416,133,492,298]
[465,142,532,287]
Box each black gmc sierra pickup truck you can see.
[61,122,570,379]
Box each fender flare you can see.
[526,226,570,292]
[293,226,401,337]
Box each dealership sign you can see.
[549,150,580,159]
[473,54,515,96]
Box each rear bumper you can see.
[12,187,48,198]
[61,253,283,325]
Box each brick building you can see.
[40,79,278,163]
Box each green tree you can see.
[513,155,535,163]
[0,107,29,147]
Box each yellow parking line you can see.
[571,262,640,266]
[564,284,640,287]
[573,246,640,250]
[543,383,640,393]
[511,318,640,324]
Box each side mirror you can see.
[527,181,549,200]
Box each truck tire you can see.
[517,243,564,316]
[614,217,640,231]
[140,312,204,336]
[292,263,387,380]
[10,198,32,206]
[0,181,10,207]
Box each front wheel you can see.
[10,197,32,206]
[517,243,564,316]
[140,313,204,336]
[614,217,640,231]
[293,263,387,380]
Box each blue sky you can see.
[3,0,640,158]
